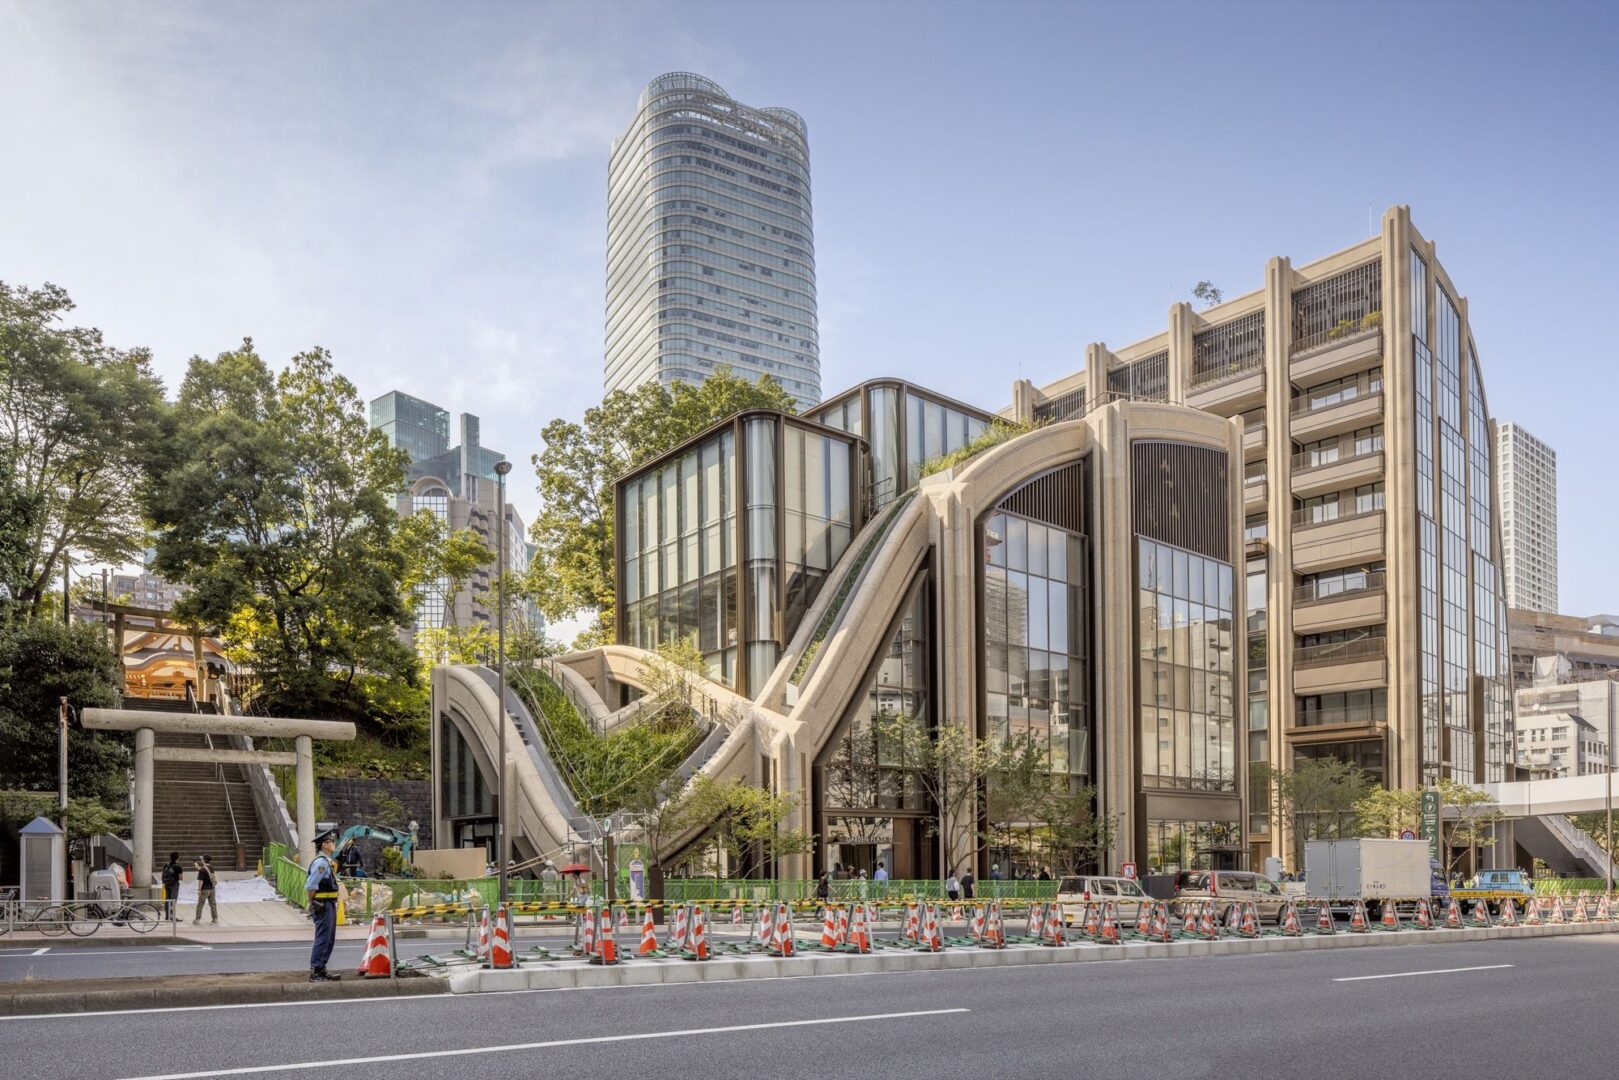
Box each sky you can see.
[2,0,1616,615]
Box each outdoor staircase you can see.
[121,696,266,871]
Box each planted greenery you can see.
[791,492,916,684]
[917,421,1028,479]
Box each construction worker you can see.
[306,828,341,981]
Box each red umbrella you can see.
[560,863,591,874]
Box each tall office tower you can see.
[1497,422,1558,612]
[1010,206,1514,870]
[605,73,820,408]
[368,391,540,646]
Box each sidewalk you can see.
[2,901,373,947]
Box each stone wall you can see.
[316,779,433,876]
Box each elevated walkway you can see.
[1479,775,1617,879]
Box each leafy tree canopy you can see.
[145,341,418,725]
[0,281,169,621]
[0,619,128,803]
[525,366,796,647]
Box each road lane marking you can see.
[114,1008,972,1079]
[31,948,49,956]
[1334,963,1514,982]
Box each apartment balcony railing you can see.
[1291,502,1383,529]
[1290,371,1384,414]
[1107,352,1169,402]
[1290,443,1383,473]
[1293,635,1387,669]
[1292,705,1389,729]
[1294,570,1387,606]
[1032,387,1086,425]
[1190,312,1266,390]
[1291,261,1383,355]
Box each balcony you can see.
[1244,473,1267,512]
[1188,366,1265,413]
[1292,508,1385,572]
[1290,385,1383,442]
[1292,572,1388,635]
[1291,324,1383,387]
[1290,447,1384,498]
[1241,412,1267,457]
[1290,262,1383,384]
[1292,636,1388,695]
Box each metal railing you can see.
[1290,705,1387,729]
[1107,352,1169,402]
[1190,312,1266,390]
[1290,377,1383,416]
[1291,503,1383,529]
[1032,387,1087,425]
[1294,570,1387,605]
[1291,444,1382,473]
[1293,635,1387,668]
[661,878,1061,904]
[1291,260,1383,355]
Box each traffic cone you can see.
[1043,903,1066,946]
[818,906,838,950]
[1573,895,1591,924]
[1098,901,1120,945]
[1237,901,1259,939]
[1134,903,1151,937]
[969,904,985,941]
[638,908,663,956]
[904,903,921,943]
[1598,895,1613,921]
[1198,900,1218,941]
[1316,901,1336,934]
[1525,896,1544,925]
[732,903,744,926]
[1349,899,1370,932]
[921,903,943,952]
[1548,896,1566,924]
[579,901,598,956]
[1027,902,1045,942]
[1444,898,1462,929]
[1414,899,1434,929]
[616,905,628,932]
[1181,902,1198,936]
[752,905,772,950]
[1280,899,1302,937]
[477,908,492,958]
[1380,900,1401,932]
[848,901,871,954]
[1500,898,1518,927]
[983,902,1005,949]
[358,913,394,977]
[684,905,710,961]
[1472,900,1493,928]
[771,902,797,957]
[591,904,619,965]
[666,903,688,952]
[489,906,513,970]
[1084,903,1102,939]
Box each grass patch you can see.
[792,491,915,684]
[918,421,1029,479]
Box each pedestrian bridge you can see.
[1479,775,1616,879]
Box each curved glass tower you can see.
[606,72,820,408]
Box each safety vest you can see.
[310,855,339,901]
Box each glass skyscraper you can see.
[606,72,820,408]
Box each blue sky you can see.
[2,0,1615,614]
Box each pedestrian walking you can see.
[960,869,976,900]
[945,871,961,902]
[815,870,831,901]
[1038,866,1052,881]
[160,852,183,921]
[857,868,869,899]
[192,855,218,924]
[989,863,1003,882]
[306,828,341,981]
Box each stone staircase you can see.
[121,696,266,871]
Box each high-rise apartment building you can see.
[368,392,538,648]
[605,73,820,408]
[1496,422,1558,612]
[1011,206,1512,869]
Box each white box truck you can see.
[1305,838,1438,917]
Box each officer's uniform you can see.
[306,828,340,980]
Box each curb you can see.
[446,922,1619,994]
[0,972,445,1017]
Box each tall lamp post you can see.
[495,459,512,911]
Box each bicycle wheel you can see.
[124,904,159,934]
[33,905,72,937]
[65,904,101,937]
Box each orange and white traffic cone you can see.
[1500,898,1519,927]
[848,901,871,954]
[1134,903,1151,936]
[1444,898,1462,929]
[1471,900,1493,928]
[639,908,662,956]
[1414,899,1434,929]
[1524,896,1543,925]
[358,913,394,977]
[579,902,598,956]
[922,903,944,952]
[970,904,986,941]
[591,904,619,965]
[1027,902,1045,942]
[1349,899,1370,933]
[1181,903,1198,936]
[834,904,850,947]
[1237,901,1259,939]
[1098,901,1120,945]
[1573,895,1591,924]
[1043,903,1066,947]
[1316,901,1336,934]
[904,903,921,943]
[1085,903,1102,940]
[1199,900,1219,941]
[489,906,513,969]
[1598,895,1613,921]
[1280,899,1302,937]
[752,905,772,950]
[771,902,797,958]
[1380,900,1401,932]
[477,908,492,958]
[684,905,710,961]
[818,906,838,949]
[1549,896,1567,924]
[666,903,689,952]
[983,902,1005,949]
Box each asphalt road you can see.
[4,933,1614,1080]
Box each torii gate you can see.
[80,708,356,894]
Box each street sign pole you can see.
[1420,789,1441,867]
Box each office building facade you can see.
[1496,422,1558,613]
[1011,206,1512,868]
[606,73,820,408]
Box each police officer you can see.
[306,828,341,981]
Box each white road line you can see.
[0,943,362,958]
[1333,963,1514,982]
[31,948,49,956]
[114,1008,971,1080]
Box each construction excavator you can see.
[336,821,419,862]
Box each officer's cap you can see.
[313,828,339,847]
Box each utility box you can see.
[1305,838,1433,900]
[19,817,66,903]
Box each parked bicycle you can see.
[0,890,73,937]
[64,898,164,937]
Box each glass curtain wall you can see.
[809,382,991,509]
[1412,248,1442,785]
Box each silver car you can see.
[1056,875,1150,926]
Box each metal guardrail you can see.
[1291,503,1383,529]
[1294,571,1387,605]
[1293,635,1387,668]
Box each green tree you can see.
[0,281,170,622]
[1253,758,1372,870]
[145,341,418,724]
[1037,784,1119,875]
[396,510,491,636]
[1191,280,1223,308]
[1439,778,1504,876]
[684,775,814,878]
[1355,786,1421,838]
[526,366,796,647]
[0,620,128,803]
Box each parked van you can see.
[1171,870,1287,923]
[1055,875,1150,926]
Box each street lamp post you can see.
[495,460,513,911]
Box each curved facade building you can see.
[606,73,820,407]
